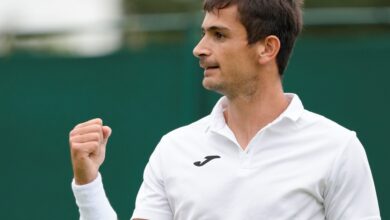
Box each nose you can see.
[193,37,210,58]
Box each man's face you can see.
[193,5,260,97]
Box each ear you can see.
[257,35,280,65]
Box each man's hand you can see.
[69,118,112,185]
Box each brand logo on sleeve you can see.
[193,155,221,167]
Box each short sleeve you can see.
[324,133,381,220]
[131,138,173,220]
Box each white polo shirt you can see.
[73,93,381,220]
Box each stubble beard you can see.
[202,73,259,100]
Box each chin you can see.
[202,78,224,94]
[202,78,214,90]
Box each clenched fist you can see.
[69,118,112,185]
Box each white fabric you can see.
[72,173,117,220]
[131,93,380,220]
[72,93,381,220]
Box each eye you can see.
[214,32,225,40]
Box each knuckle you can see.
[69,129,76,137]
[92,133,100,141]
[91,141,100,149]
[69,135,75,143]
[71,126,83,135]
[90,124,102,131]
[95,118,103,125]
[70,134,82,142]
[74,122,83,129]
[70,143,82,152]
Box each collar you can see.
[206,93,305,133]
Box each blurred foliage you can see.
[2,0,389,56]
[124,0,201,14]
[123,0,390,14]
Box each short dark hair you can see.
[203,0,303,75]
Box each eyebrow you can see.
[201,26,230,32]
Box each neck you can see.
[224,78,288,150]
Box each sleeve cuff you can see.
[71,173,117,220]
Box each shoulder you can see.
[155,115,211,150]
[151,115,212,163]
[292,109,361,159]
[163,115,211,139]
[299,109,355,139]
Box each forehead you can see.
[201,5,242,30]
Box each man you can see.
[69,0,381,219]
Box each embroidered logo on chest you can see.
[193,155,221,167]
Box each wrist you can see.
[74,169,99,186]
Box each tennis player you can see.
[69,0,381,219]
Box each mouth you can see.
[205,65,219,70]
[203,65,220,77]
[199,60,220,76]
[200,62,219,71]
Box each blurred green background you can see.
[0,0,389,219]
